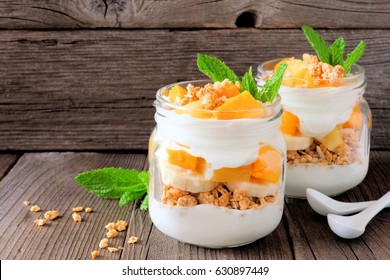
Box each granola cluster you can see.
[287,131,361,166]
[302,53,344,82]
[162,185,276,210]
[180,79,241,109]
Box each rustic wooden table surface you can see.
[0,0,389,260]
[0,152,389,260]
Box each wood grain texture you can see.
[0,154,20,179]
[0,152,148,260]
[285,151,390,260]
[0,0,389,29]
[0,29,389,150]
[0,152,388,260]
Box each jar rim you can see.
[257,58,365,84]
[155,79,281,117]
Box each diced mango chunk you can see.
[214,91,263,120]
[219,84,241,98]
[167,149,206,174]
[343,105,363,130]
[318,125,344,152]
[168,85,187,104]
[211,165,252,182]
[280,111,300,136]
[251,146,282,184]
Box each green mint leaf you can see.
[257,62,288,103]
[197,54,239,83]
[328,37,345,66]
[343,40,366,74]
[74,168,148,203]
[137,171,149,187]
[241,66,260,98]
[301,25,330,64]
[119,189,146,206]
[140,195,149,211]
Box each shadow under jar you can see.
[257,60,371,198]
[148,80,286,248]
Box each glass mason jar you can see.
[148,80,286,248]
[257,60,371,198]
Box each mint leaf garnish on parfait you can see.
[241,66,259,99]
[343,40,366,74]
[301,25,330,63]
[197,54,286,103]
[256,62,288,103]
[197,54,239,83]
[301,25,366,74]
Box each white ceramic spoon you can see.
[306,188,390,216]
[327,191,390,239]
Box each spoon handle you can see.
[343,200,390,214]
[356,192,390,226]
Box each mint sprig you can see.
[301,25,329,63]
[75,168,149,210]
[241,66,259,99]
[197,54,239,83]
[343,40,366,74]
[197,54,286,103]
[328,37,345,66]
[301,25,366,74]
[255,62,288,103]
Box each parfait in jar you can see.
[149,54,287,248]
[257,26,370,198]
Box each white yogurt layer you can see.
[285,157,369,198]
[278,84,363,138]
[155,109,284,180]
[149,195,283,248]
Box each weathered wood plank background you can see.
[0,0,389,151]
[0,0,389,29]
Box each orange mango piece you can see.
[318,125,344,152]
[168,85,187,104]
[210,165,252,182]
[167,149,206,174]
[251,146,282,184]
[214,91,263,120]
[274,57,292,73]
[219,84,241,98]
[280,111,300,136]
[343,105,363,130]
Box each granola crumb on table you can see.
[34,218,47,226]
[128,236,139,244]
[72,212,82,222]
[30,205,41,212]
[85,207,93,213]
[99,238,109,249]
[45,210,60,220]
[115,220,128,231]
[72,206,83,212]
[91,250,99,260]
[106,229,118,238]
[105,222,117,231]
[107,247,119,253]
[23,201,31,206]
